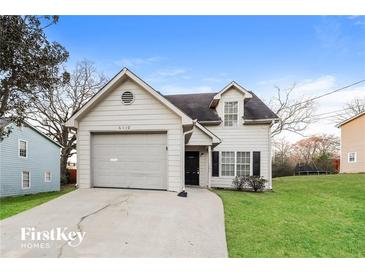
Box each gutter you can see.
[243,118,280,125]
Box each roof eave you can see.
[336,111,365,128]
[198,120,222,126]
[243,118,280,125]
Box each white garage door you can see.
[91,133,167,189]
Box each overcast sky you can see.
[45,16,365,142]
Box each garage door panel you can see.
[93,163,165,175]
[93,175,163,189]
[92,133,167,189]
[92,146,166,160]
[92,134,166,145]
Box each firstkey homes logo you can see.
[20,227,86,249]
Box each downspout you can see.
[178,119,197,197]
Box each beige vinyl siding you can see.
[77,79,183,192]
[207,86,272,189]
[340,113,365,173]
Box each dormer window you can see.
[224,101,238,127]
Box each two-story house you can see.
[337,111,365,173]
[0,119,61,197]
[65,68,278,192]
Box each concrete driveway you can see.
[0,188,227,258]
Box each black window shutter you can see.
[212,151,219,177]
[253,151,261,176]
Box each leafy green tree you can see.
[0,16,69,138]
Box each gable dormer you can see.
[209,82,253,127]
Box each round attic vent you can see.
[121,91,134,105]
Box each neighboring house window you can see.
[348,152,357,163]
[19,140,28,158]
[237,152,250,176]
[221,151,235,176]
[224,101,238,127]
[44,171,52,182]
[22,171,30,189]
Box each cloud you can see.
[146,68,191,83]
[114,56,163,68]
[273,75,365,142]
[202,73,229,84]
[294,75,365,113]
[257,75,296,87]
[202,77,221,83]
[154,68,186,77]
[348,15,365,28]
[314,17,347,51]
[294,75,336,96]
[159,84,214,95]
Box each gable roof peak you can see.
[209,81,253,108]
[65,67,193,128]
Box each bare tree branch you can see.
[27,60,108,184]
[335,97,365,124]
[269,84,315,137]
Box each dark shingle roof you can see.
[244,92,278,120]
[164,92,278,123]
[164,93,221,122]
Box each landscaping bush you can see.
[232,176,245,191]
[232,176,267,192]
[243,176,267,192]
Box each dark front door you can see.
[185,151,200,186]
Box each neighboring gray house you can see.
[0,119,61,197]
[66,68,278,192]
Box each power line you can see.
[315,114,343,120]
[290,79,365,108]
[311,108,352,118]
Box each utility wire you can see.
[311,108,352,118]
[290,79,365,108]
[315,114,343,120]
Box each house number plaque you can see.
[118,125,131,130]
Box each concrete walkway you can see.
[0,188,227,258]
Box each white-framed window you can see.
[18,139,28,158]
[221,151,235,176]
[44,171,52,182]
[348,152,357,163]
[224,101,238,127]
[221,151,252,177]
[21,171,30,189]
[237,152,251,176]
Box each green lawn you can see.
[0,186,75,220]
[215,174,365,258]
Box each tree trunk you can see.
[60,150,69,185]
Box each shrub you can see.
[243,176,267,192]
[232,176,245,191]
[232,176,267,192]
